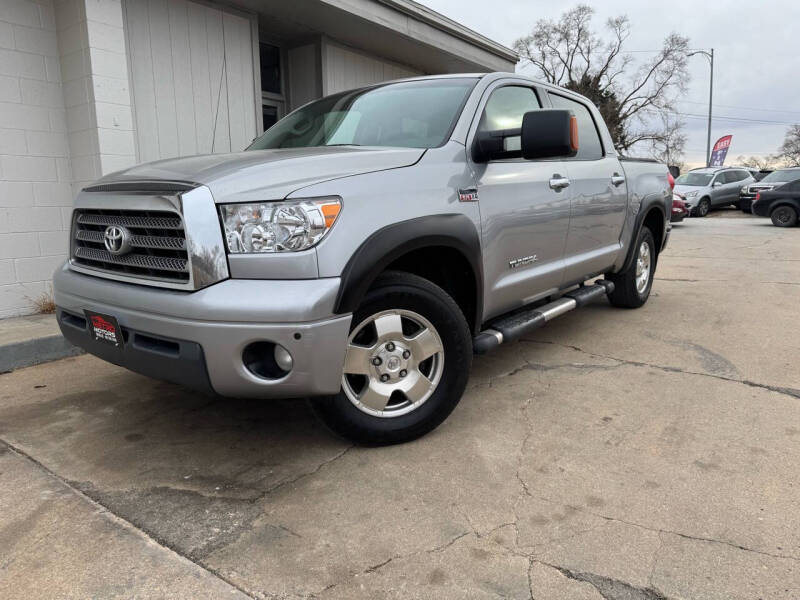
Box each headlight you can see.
[220,198,341,253]
[685,191,698,198]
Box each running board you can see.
[473,280,614,354]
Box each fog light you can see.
[274,344,293,372]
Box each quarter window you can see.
[547,93,604,160]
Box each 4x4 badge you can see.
[458,187,478,202]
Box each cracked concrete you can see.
[0,216,799,598]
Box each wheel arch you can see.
[618,200,667,274]
[334,214,484,334]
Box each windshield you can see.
[248,78,478,151]
[761,169,800,183]
[675,172,714,186]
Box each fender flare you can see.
[768,198,800,214]
[619,194,668,274]
[334,214,483,328]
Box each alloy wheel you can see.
[341,309,445,418]
[635,240,651,294]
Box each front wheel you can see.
[770,205,798,227]
[311,271,472,445]
[606,226,656,308]
[694,198,710,217]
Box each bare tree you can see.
[734,155,778,170]
[513,5,690,153]
[648,113,686,170]
[778,124,800,166]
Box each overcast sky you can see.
[421,0,800,167]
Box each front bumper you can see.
[54,264,352,398]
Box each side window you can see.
[478,86,541,132]
[724,171,743,184]
[548,93,603,160]
[477,86,541,155]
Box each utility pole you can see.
[689,49,714,166]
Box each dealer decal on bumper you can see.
[85,311,124,347]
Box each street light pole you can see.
[689,48,714,166]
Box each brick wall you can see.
[0,0,135,318]
[0,0,72,318]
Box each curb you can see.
[0,335,85,374]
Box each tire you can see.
[606,226,656,309]
[311,271,472,446]
[694,197,710,217]
[770,205,798,227]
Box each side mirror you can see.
[471,109,578,163]
[521,109,579,160]
[713,180,722,187]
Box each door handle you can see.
[549,176,570,191]
[611,174,626,187]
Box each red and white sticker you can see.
[85,311,123,346]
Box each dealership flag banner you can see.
[709,135,733,167]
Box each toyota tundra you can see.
[54,73,671,445]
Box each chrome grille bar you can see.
[76,229,186,250]
[77,213,183,230]
[74,247,189,273]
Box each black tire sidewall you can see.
[311,272,472,445]
[607,226,656,309]
[771,206,798,227]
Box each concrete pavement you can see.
[0,215,798,599]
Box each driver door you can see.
[469,83,572,321]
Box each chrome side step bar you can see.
[473,280,614,354]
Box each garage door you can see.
[124,0,258,162]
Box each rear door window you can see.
[547,92,604,160]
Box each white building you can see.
[0,0,516,318]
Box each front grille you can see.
[71,209,190,283]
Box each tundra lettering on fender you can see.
[54,73,671,445]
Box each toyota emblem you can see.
[104,225,132,255]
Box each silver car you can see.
[674,167,755,217]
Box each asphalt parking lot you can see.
[1,214,798,599]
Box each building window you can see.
[262,104,278,131]
[258,41,284,133]
[260,43,281,95]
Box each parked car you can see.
[674,167,755,217]
[671,193,689,222]
[751,179,800,227]
[739,167,800,212]
[53,73,671,445]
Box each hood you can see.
[673,184,705,195]
[92,146,426,202]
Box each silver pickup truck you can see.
[54,73,671,445]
